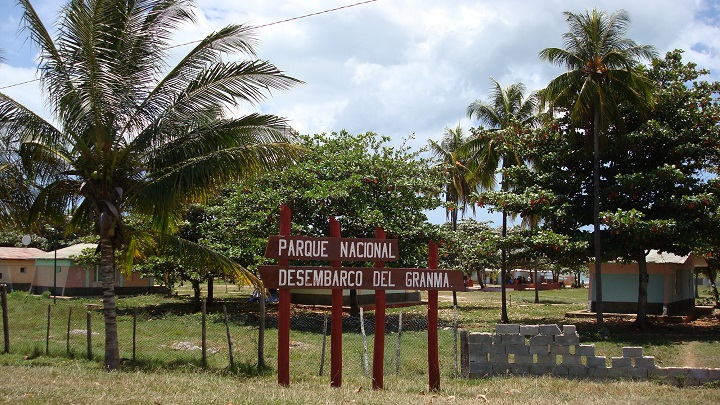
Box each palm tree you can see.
[467,78,538,323]
[428,125,477,231]
[539,9,656,332]
[428,124,478,306]
[0,0,303,370]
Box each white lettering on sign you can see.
[340,241,396,260]
[278,268,363,288]
[278,239,329,259]
[372,270,396,287]
[405,271,449,289]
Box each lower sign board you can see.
[258,265,465,291]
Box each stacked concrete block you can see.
[467,332,492,376]
[464,323,720,386]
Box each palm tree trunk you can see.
[636,251,649,329]
[592,109,605,334]
[100,236,120,370]
[500,209,509,323]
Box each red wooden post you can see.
[329,216,343,387]
[428,240,440,391]
[372,226,386,390]
[278,204,292,386]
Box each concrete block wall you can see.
[465,324,720,386]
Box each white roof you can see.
[645,250,697,265]
[33,243,98,260]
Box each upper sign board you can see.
[264,235,399,261]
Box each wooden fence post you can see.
[1,285,9,353]
[66,308,72,355]
[133,309,137,362]
[318,312,328,376]
[258,290,265,370]
[86,311,92,360]
[460,329,469,378]
[224,305,234,368]
[395,311,403,375]
[46,304,51,356]
[201,299,207,368]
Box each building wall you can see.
[0,259,36,284]
[588,261,696,315]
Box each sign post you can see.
[262,207,463,390]
[329,216,343,388]
[277,205,291,386]
[428,241,440,391]
[372,227,386,389]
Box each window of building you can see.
[20,267,26,273]
[0,273,3,279]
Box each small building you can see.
[588,250,706,315]
[32,243,165,296]
[0,246,46,292]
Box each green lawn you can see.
[0,285,719,403]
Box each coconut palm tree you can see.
[538,9,656,332]
[0,0,303,370]
[467,78,538,323]
[428,125,478,231]
[428,124,479,306]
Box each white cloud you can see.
[2,0,719,226]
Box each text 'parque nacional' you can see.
[264,236,399,261]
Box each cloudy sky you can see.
[2,0,720,225]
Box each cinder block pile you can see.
[466,324,720,386]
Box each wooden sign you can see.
[258,265,464,291]
[264,235,399,261]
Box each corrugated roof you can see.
[33,243,98,260]
[645,250,691,264]
[0,247,46,260]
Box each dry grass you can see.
[1,285,719,403]
[1,360,719,404]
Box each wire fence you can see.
[0,288,463,382]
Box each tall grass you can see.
[0,285,719,404]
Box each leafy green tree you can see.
[598,50,720,327]
[496,50,720,328]
[539,9,656,331]
[467,78,538,323]
[505,226,588,303]
[438,219,499,289]
[0,121,34,228]
[203,131,443,265]
[200,131,444,313]
[1,0,302,370]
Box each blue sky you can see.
[2,0,720,226]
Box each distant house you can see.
[31,243,166,296]
[0,246,46,292]
[588,250,707,315]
